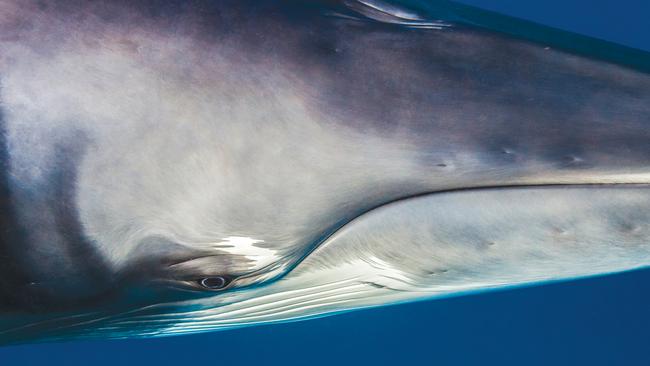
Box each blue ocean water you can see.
[2,1,650,365]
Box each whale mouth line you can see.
[269,181,650,284]
[145,181,650,295]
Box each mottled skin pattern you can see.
[0,0,649,343]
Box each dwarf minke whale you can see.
[0,0,649,343]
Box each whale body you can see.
[0,0,649,344]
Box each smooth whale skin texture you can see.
[0,0,649,344]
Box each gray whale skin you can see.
[0,0,649,344]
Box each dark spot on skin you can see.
[301,37,344,60]
[619,223,641,234]
[427,269,449,275]
[494,144,524,164]
[563,155,583,165]
[552,227,567,235]
[362,281,386,289]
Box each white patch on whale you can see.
[209,237,278,268]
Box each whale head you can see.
[1,0,649,343]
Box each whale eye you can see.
[198,276,230,290]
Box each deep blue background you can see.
[2,1,650,365]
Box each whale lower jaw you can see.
[14,182,647,342]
